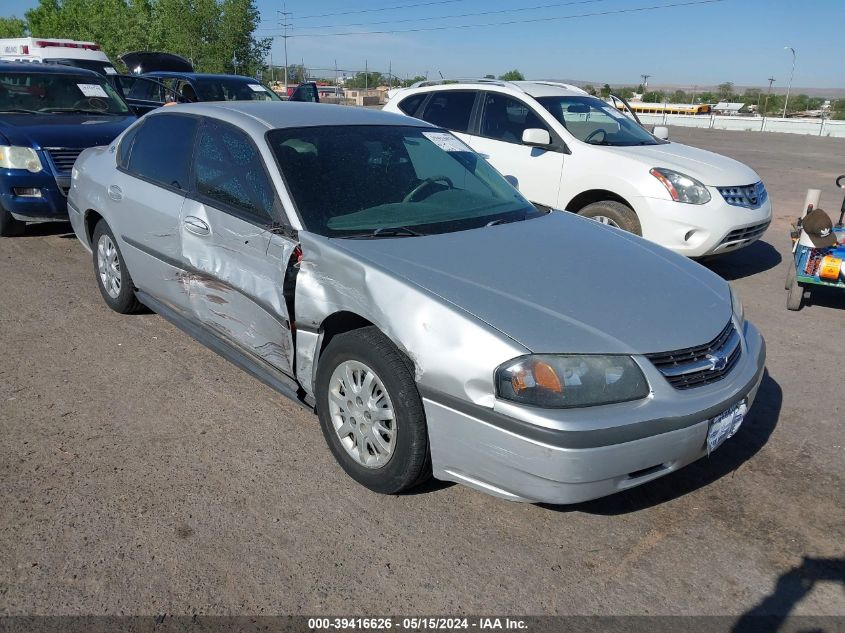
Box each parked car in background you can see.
[384,79,772,258]
[0,62,135,236]
[0,37,118,76]
[68,102,765,504]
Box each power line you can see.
[296,0,472,21]
[286,0,726,38]
[260,0,611,32]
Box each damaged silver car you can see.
[68,102,766,504]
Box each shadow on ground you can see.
[731,557,845,632]
[701,240,782,281]
[20,221,75,238]
[548,370,782,515]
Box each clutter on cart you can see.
[786,176,845,311]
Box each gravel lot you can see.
[1,127,843,622]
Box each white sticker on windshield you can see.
[247,83,267,92]
[77,83,108,98]
[422,131,470,152]
[103,66,117,75]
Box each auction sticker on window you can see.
[422,131,471,152]
[247,83,267,92]
[77,83,108,98]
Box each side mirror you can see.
[522,128,551,146]
[653,126,669,140]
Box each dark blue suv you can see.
[0,63,136,236]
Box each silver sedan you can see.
[68,102,766,504]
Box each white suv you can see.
[384,80,772,257]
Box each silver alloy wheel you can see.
[97,234,121,299]
[592,215,621,228]
[327,360,396,469]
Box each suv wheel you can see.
[315,326,431,494]
[0,207,25,237]
[92,220,144,314]
[578,200,642,236]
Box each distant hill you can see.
[541,79,845,99]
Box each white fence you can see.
[637,113,845,138]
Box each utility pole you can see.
[640,74,651,91]
[278,5,292,94]
[365,59,368,91]
[783,46,796,118]
[764,76,775,116]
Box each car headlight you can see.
[495,355,650,408]
[730,285,745,329]
[0,145,42,173]
[650,167,711,205]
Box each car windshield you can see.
[268,125,540,237]
[536,95,659,146]
[0,70,129,114]
[191,77,280,102]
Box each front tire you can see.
[315,326,431,494]
[786,265,803,311]
[92,220,144,314]
[0,206,25,237]
[578,200,642,236]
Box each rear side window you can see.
[419,91,476,133]
[126,114,197,190]
[116,122,142,169]
[397,93,426,116]
[192,119,275,220]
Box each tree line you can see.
[0,0,269,76]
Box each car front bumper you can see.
[422,321,766,504]
[632,192,772,258]
[0,168,70,223]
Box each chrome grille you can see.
[45,148,83,174]
[719,220,770,246]
[717,181,768,209]
[646,321,741,390]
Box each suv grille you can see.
[646,321,741,390]
[719,220,770,247]
[717,182,768,209]
[45,148,83,174]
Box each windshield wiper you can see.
[341,226,426,239]
[39,108,117,114]
[0,108,47,114]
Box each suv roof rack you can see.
[409,78,525,91]
[513,80,589,95]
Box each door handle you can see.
[183,216,210,236]
[107,185,122,201]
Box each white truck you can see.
[0,37,117,75]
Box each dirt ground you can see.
[0,127,843,621]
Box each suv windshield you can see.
[191,77,280,102]
[537,95,659,146]
[268,125,539,237]
[0,71,129,114]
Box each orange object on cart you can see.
[819,255,843,280]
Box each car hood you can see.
[332,212,732,355]
[0,113,136,150]
[119,51,194,74]
[602,141,760,186]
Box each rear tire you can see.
[315,326,431,494]
[786,265,803,311]
[92,220,144,314]
[578,200,642,236]
[0,206,25,237]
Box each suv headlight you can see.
[495,355,650,408]
[730,285,745,329]
[0,146,42,173]
[650,167,711,205]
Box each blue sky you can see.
[3,0,844,88]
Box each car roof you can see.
[401,79,590,99]
[0,62,102,77]
[143,72,263,81]
[156,101,435,134]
